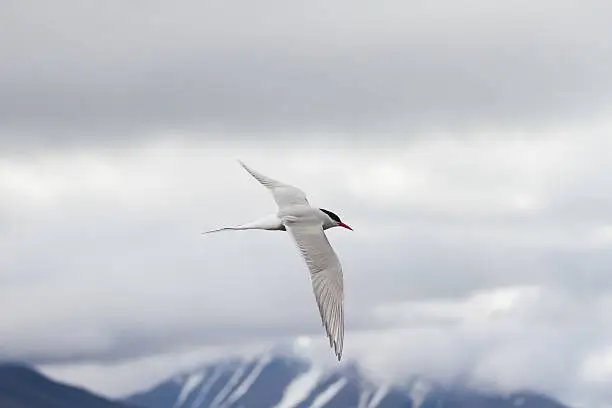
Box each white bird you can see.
[203,160,353,361]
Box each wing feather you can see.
[285,217,345,361]
[238,160,310,209]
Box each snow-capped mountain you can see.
[124,348,569,408]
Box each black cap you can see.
[319,208,341,223]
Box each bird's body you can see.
[203,161,352,361]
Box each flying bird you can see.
[203,160,353,361]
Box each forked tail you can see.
[201,214,285,234]
[201,226,248,234]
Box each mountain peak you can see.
[123,349,570,408]
[0,363,136,408]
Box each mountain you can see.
[124,349,570,408]
[0,362,137,408]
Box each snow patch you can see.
[209,360,250,408]
[190,367,224,408]
[357,388,372,408]
[173,372,204,408]
[409,379,431,408]
[310,378,348,408]
[223,353,273,407]
[368,384,390,408]
[273,367,323,408]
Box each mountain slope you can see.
[0,363,136,408]
[124,350,570,408]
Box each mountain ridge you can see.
[0,362,137,408]
[124,347,571,408]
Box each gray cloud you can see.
[1,0,612,150]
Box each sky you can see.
[1,0,612,406]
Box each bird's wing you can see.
[238,160,310,209]
[285,216,344,361]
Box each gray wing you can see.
[238,160,310,209]
[285,217,345,361]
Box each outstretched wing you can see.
[238,160,310,210]
[285,216,345,361]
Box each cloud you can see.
[353,285,612,407]
[1,0,612,151]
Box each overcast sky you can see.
[2,0,612,406]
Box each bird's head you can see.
[319,208,353,231]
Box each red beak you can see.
[339,222,353,231]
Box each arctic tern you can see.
[203,160,353,361]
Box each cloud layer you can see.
[2,0,612,146]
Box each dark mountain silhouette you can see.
[0,362,138,408]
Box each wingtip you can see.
[335,342,343,362]
[237,159,254,174]
[201,227,228,234]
